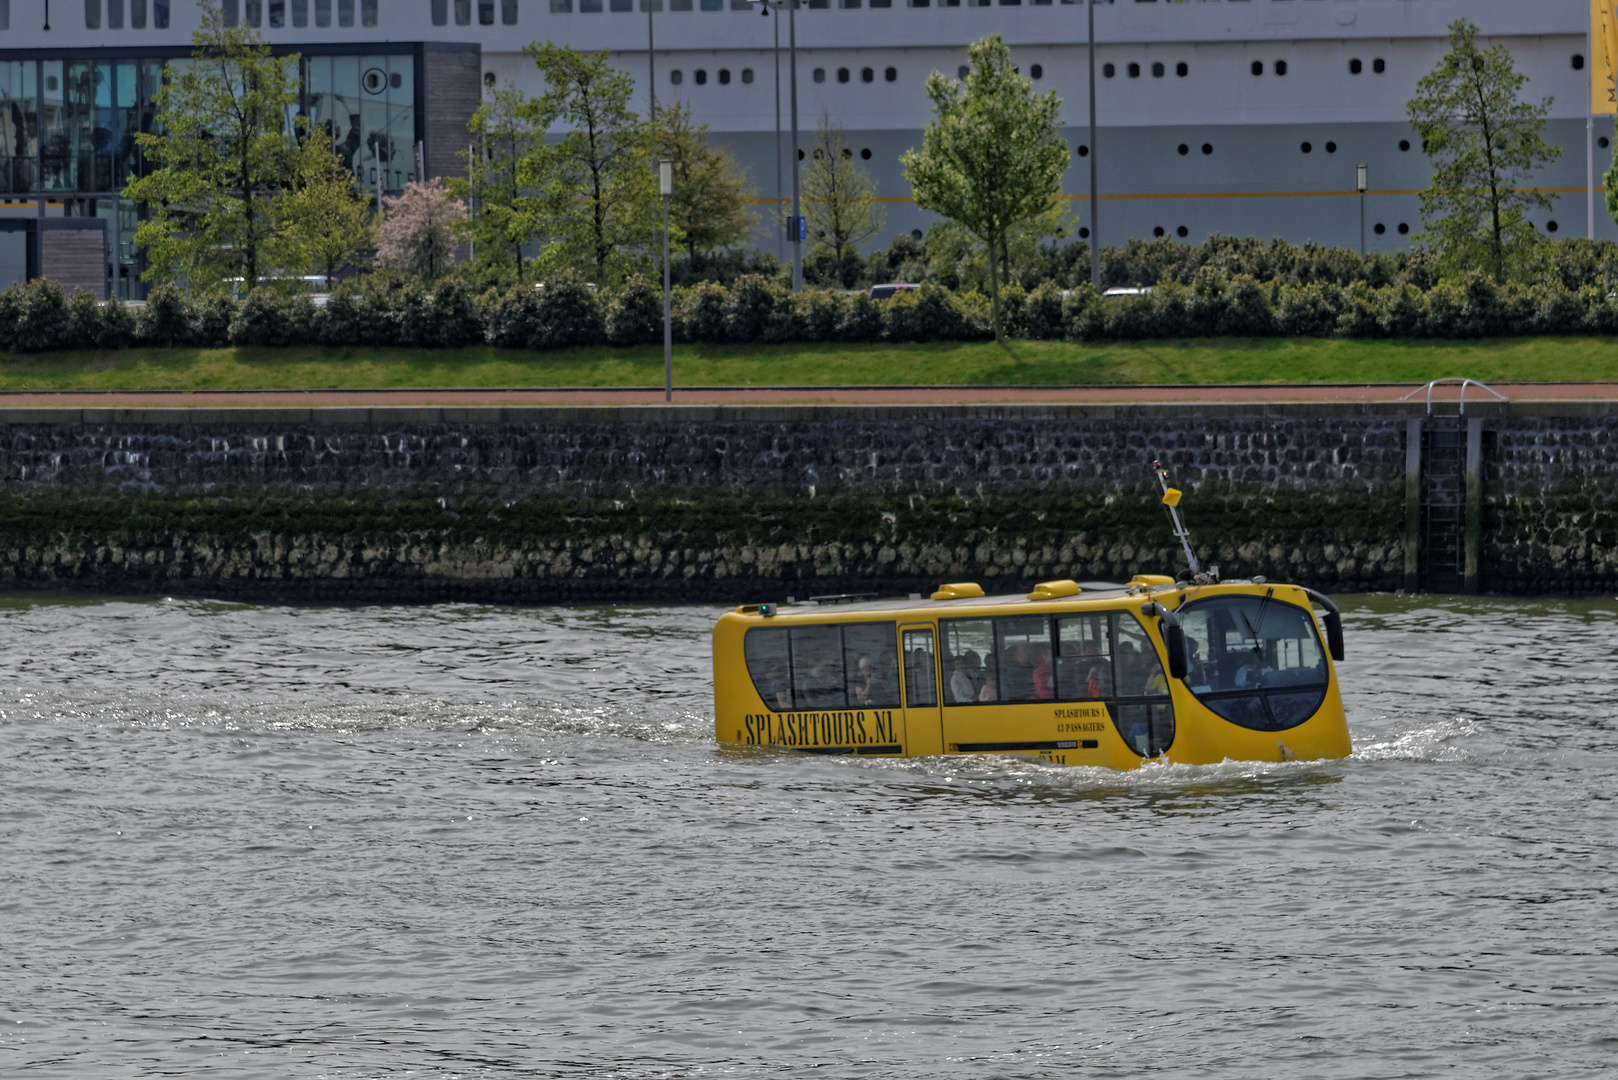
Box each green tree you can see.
[125,0,303,291]
[450,85,541,278]
[1408,19,1561,282]
[901,35,1068,343]
[519,43,656,283]
[281,123,375,288]
[802,115,884,288]
[654,101,755,261]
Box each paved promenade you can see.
[1,382,1616,408]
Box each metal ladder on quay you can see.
[1399,379,1507,595]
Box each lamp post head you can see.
[1357,164,1368,193]
[659,159,673,197]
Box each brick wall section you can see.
[423,47,481,185]
[39,229,104,300]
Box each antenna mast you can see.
[1152,459,1200,576]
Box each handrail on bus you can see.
[1397,377,1508,415]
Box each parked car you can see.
[869,283,921,300]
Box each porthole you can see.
[1176,62,1188,77]
[861,67,874,83]
[1077,145,1089,157]
[1201,143,1212,155]
[1275,60,1288,76]
[1397,223,1409,235]
[885,66,897,82]
[860,148,871,160]
[1301,142,1312,154]
[798,148,805,160]
[841,147,852,159]
[1103,63,1116,79]
[1399,139,1410,151]
[742,68,754,84]
[1152,62,1164,78]
[1373,58,1386,74]
[1031,64,1043,80]
[1078,227,1090,239]
[813,67,825,83]
[837,67,850,84]
[1128,62,1141,78]
[671,69,683,85]
[1153,226,1166,238]
[1374,223,1386,235]
[1603,137,1612,149]
[1548,220,1560,233]
[1251,61,1264,76]
[1349,58,1362,75]
[718,68,731,85]
[1177,143,1189,156]
[695,69,708,86]
[1325,141,1337,154]
[958,65,969,80]
[1176,226,1189,238]
[483,71,495,88]
[1574,54,1587,71]
[910,229,923,241]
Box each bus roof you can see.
[747,581,1149,619]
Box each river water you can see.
[1,594,1614,1079]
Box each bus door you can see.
[900,624,943,756]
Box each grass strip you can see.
[2,337,1617,391]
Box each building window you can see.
[270,0,285,24]
[108,0,123,27]
[292,0,306,24]
[155,0,169,26]
[1176,62,1188,77]
[611,0,630,8]
[1398,223,1409,235]
[246,0,261,25]
[484,71,495,87]
[670,69,682,84]
[0,0,8,27]
[1574,54,1586,71]
[433,0,447,22]
[841,0,860,7]
[885,66,897,82]
[1201,143,1212,155]
[1399,139,1410,151]
[1177,144,1188,156]
[1325,141,1337,153]
[719,68,731,84]
[957,65,968,80]
[1177,226,1188,238]
[699,0,721,9]
[549,0,567,8]
[132,0,146,26]
[1076,144,1088,157]
[338,0,353,24]
[1153,226,1165,238]
[1030,64,1043,80]
[814,68,826,83]
[460,0,474,21]
[1349,58,1362,74]
[1127,62,1140,78]
[315,0,330,24]
[861,67,873,83]
[1374,223,1386,235]
[1151,62,1164,78]
[694,68,707,84]
[1103,63,1115,78]
[838,67,850,83]
[1300,141,1312,154]
[503,0,517,21]
[1275,60,1288,76]
[741,68,754,84]
[861,148,871,159]
[1373,58,1385,74]
[480,0,494,21]
[85,0,101,26]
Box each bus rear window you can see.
[743,623,900,712]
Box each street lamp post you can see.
[661,158,673,403]
[1088,0,1099,290]
[1357,164,1368,257]
[751,0,801,291]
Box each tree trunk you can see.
[986,227,1004,344]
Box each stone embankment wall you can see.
[0,401,1608,600]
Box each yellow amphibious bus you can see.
[711,575,1351,769]
[714,465,1352,769]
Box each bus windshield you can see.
[1177,594,1329,732]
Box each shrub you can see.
[190,295,236,348]
[1419,281,1466,338]
[1529,281,1586,335]
[1062,284,1104,341]
[725,274,794,343]
[137,283,192,347]
[1458,273,1505,337]
[1274,282,1345,338]
[884,282,965,342]
[1218,275,1277,336]
[838,293,884,342]
[996,283,1028,338]
[483,285,545,349]
[422,278,487,348]
[794,290,847,343]
[678,281,729,343]
[322,275,404,347]
[1337,282,1382,339]
[1376,283,1425,338]
[97,299,138,350]
[1,279,74,352]
[532,276,605,348]
[1021,281,1066,340]
[64,289,104,349]
[606,276,665,346]
[230,289,318,347]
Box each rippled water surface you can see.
[2,594,1615,1078]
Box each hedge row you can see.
[4,268,1617,354]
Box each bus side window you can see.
[843,622,900,708]
[995,615,1052,702]
[1115,615,1168,697]
[1055,613,1112,700]
[789,625,845,710]
[743,627,792,711]
[902,629,938,708]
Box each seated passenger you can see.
[1234,650,1267,689]
[947,653,980,704]
[865,656,900,707]
[1032,646,1054,700]
[760,659,791,711]
[977,660,999,702]
[853,655,878,705]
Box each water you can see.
[1,595,1615,1079]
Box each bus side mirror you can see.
[1164,623,1189,680]
[1324,610,1345,662]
